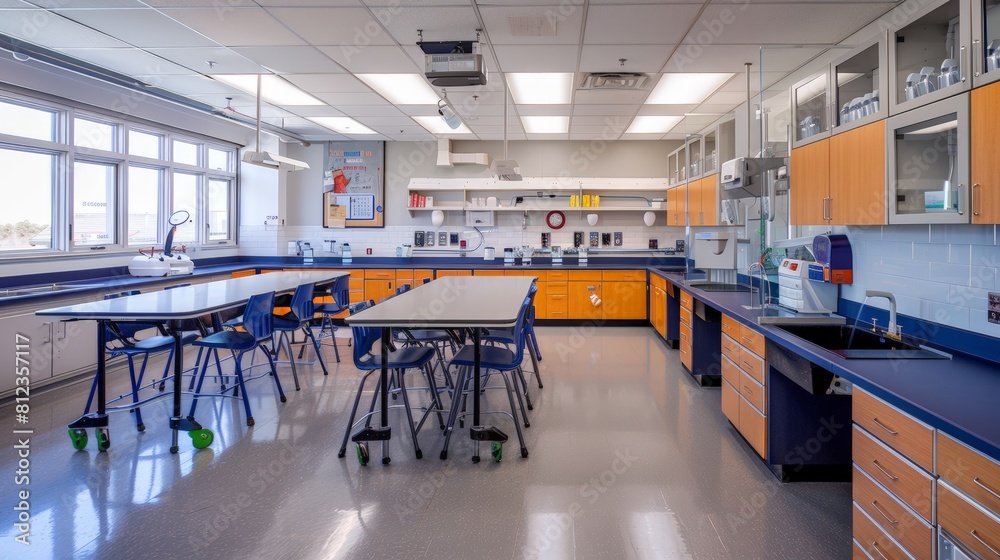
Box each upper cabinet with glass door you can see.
[886,92,970,224]
[791,69,833,148]
[832,38,889,133]
[973,0,1000,86]
[888,0,972,114]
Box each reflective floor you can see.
[0,327,850,559]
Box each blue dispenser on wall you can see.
[809,234,853,284]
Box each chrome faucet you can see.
[864,290,901,340]
[747,262,770,309]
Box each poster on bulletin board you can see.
[322,140,385,228]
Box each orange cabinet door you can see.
[568,281,602,321]
[790,138,830,225]
[829,121,885,226]
[602,281,647,320]
[364,279,394,303]
[436,270,472,277]
[972,82,1000,223]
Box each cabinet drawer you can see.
[569,270,602,281]
[739,370,766,415]
[854,389,934,472]
[546,270,568,282]
[721,355,741,388]
[679,306,692,327]
[937,432,1000,516]
[938,482,1000,560]
[852,539,872,560]
[738,324,766,358]
[739,397,767,459]
[364,269,394,279]
[721,378,740,426]
[853,425,934,523]
[853,505,912,560]
[679,322,691,345]
[650,274,666,291]
[474,270,505,276]
[721,334,741,362]
[854,466,934,560]
[546,281,568,295]
[603,269,645,282]
[721,314,740,338]
[680,291,693,310]
[738,347,765,385]
[546,294,568,314]
[436,270,472,277]
[504,270,528,276]
[679,343,692,370]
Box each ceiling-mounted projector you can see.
[242,150,309,172]
[420,40,487,87]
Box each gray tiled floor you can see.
[0,327,850,559]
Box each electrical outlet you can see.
[366,248,372,255]
[414,231,425,247]
[541,232,550,248]
[438,232,447,246]
[614,232,623,247]
[425,231,435,246]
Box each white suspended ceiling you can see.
[0,0,901,142]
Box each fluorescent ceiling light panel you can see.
[413,116,473,134]
[356,74,440,105]
[506,73,573,104]
[307,117,377,135]
[212,74,322,106]
[646,73,733,105]
[626,116,682,134]
[521,116,569,134]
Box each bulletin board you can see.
[322,141,385,228]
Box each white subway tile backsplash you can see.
[867,240,913,259]
[971,245,1000,268]
[931,263,971,285]
[921,300,970,331]
[880,257,929,280]
[881,225,930,242]
[929,224,996,245]
[913,243,949,262]
[948,245,972,264]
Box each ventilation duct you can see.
[579,72,649,90]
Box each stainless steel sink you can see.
[749,304,847,326]
[776,324,951,360]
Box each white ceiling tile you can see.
[460,115,504,126]
[285,105,348,117]
[283,73,372,93]
[693,104,740,115]
[369,124,426,135]
[351,115,416,125]
[397,105,444,116]
[572,105,638,116]
[492,45,579,72]
[315,92,391,105]
[374,6,481,46]
[570,132,622,140]
[525,133,569,140]
[702,90,753,106]
[317,45,421,73]
[30,0,146,6]
[386,133,438,140]
[229,46,345,73]
[584,4,702,45]
[579,44,673,74]
[59,47,194,75]
[365,0,470,5]
[442,89,508,110]
[570,124,628,134]
[266,7,394,46]
[260,0,362,5]
[0,10,129,48]
[570,115,632,126]
[635,105,698,116]
[685,4,897,45]
[665,45,824,73]
[573,89,648,105]
[337,104,407,117]
[133,73,244,95]
[53,8,218,48]
[620,133,665,140]
[145,47,265,74]
[515,105,571,116]
[717,72,786,92]
[479,5,584,45]
[161,8,306,46]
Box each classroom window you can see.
[127,166,161,246]
[207,179,230,241]
[0,148,55,251]
[128,129,162,159]
[72,161,117,247]
[74,118,117,152]
[173,139,199,166]
[0,99,56,142]
[171,172,199,244]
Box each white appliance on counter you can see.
[128,210,195,277]
[693,231,736,269]
[777,258,838,313]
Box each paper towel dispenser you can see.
[720,157,783,199]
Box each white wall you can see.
[251,139,690,258]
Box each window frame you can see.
[0,88,240,260]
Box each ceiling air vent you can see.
[579,72,649,90]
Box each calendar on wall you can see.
[322,141,385,228]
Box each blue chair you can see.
[315,274,350,363]
[85,291,187,432]
[337,300,443,463]
[272,282,328,391]
[188,291,286,427]
[441,296,532,460]
[484,282,543,399]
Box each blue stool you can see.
[315,274,350,363]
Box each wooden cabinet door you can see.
[701,173,718,226]
[790,138,830,225]
[568,281,602,321]
[687,179,704,226]
[533,281,547,318]
[721,379,740,426]
[602,281,647,320]
[668,184,687,226]
[829,120,886,225]
[364,279,394,303]
[436,269,472,277]
[413,269,433,285]
[972,82,1000,223]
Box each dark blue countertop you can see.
[653,269,1000,463]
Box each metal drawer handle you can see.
[970,530,1000,557]
[871,459,899,481]
[871,500,898,526]
[871,541,889,560]
[872,417,898,436]
[742,385,753,396]
[974,183,982,217]
[974,477,1000,501]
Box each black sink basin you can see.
[776,324,951,360]
[689,282,753,292]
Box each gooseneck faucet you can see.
[747,262,770,309]
[865,290,900,339]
